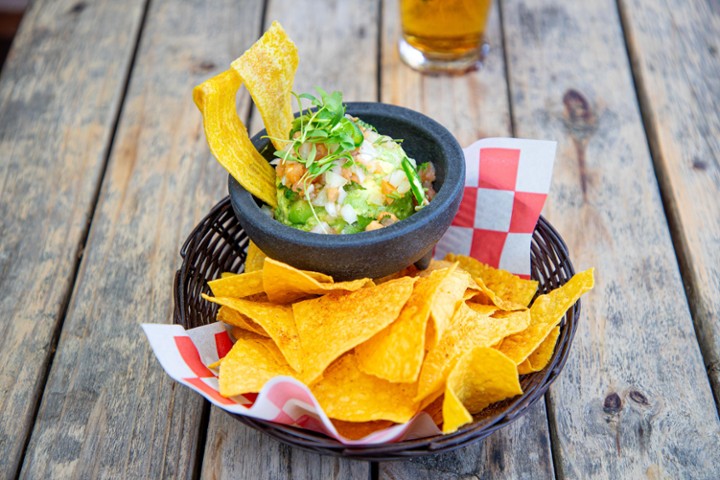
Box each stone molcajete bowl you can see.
[228,102,465,280]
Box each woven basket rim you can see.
[173,196,579,460]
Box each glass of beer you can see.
[399,0,492,74]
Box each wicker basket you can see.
[173,197,579,461]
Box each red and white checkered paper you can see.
[435,138,556,276]
[143,137,556,445]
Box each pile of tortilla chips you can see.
[202,245,594,437]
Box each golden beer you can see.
[399,0,492,73]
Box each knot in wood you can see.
[69,2,87,14]
[603,392,622,414]
[198,61,217,72]
[692,158,708,170]
[629,390,649,406]
[562,89,596,138]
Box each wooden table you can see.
[2,0,719,478]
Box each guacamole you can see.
[271,89,435,234]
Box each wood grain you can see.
[379,1,555,478]
[16,0,264,477]
[199,1,377,478]
[201,409,369,480]
[502,0,720,478]
[0,0,147,477]
[618,0,720,407]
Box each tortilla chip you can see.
[466,302,498,316]
[220,272,238,278]
[442,347,522,433]
[467,276,526,311]
[217,306,269,338]
[355,267,455,383]
[245,241,267,273]
[208,270,265,298]
[263,258,371,303]
[426,265,469,349]
[332,419,395,440]
[416,302,528,403]
[420,259,457,275]
[446,254,538,307]
[231,21,298,151]
[517,326,561,374]
[441,386,472,434]
[193,69,276,207]
[517,359,532,375]
[293,276,416,383]
[218,330,296,397]
[375,265,420,283]
[487,309,532,337]
[310,353,419,423]
[202,295,302,372]
[496,269,594,364]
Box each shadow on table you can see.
[0,0,27,72]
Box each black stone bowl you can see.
[228,102,465,280]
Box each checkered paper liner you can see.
[143,138,556,445]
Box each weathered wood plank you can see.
[202,410,369,480]
[0,0,147,477]
[17,0,265,477]
[502,0,720,478]
[381,402,555,479]
[379,1,555,478]
[618,0,720,407]
[199,0,376,478]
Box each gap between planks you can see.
[614,0,720,416]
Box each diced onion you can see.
[325,170,347,188]
[356,153,372,165]
[312,188,327,206]
[354,167,366,184]
[341,204,358,224]
[368,190,385,206]
[388,169,406,187]
[337,186,347,204]
[397,178,411,194]
[325,202,337,217]
[311,222,330,234]
[359,141,377,158]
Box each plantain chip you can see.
[193,69,277,207]
[231,21,298,151]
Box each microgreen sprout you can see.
[270,88,368,232]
